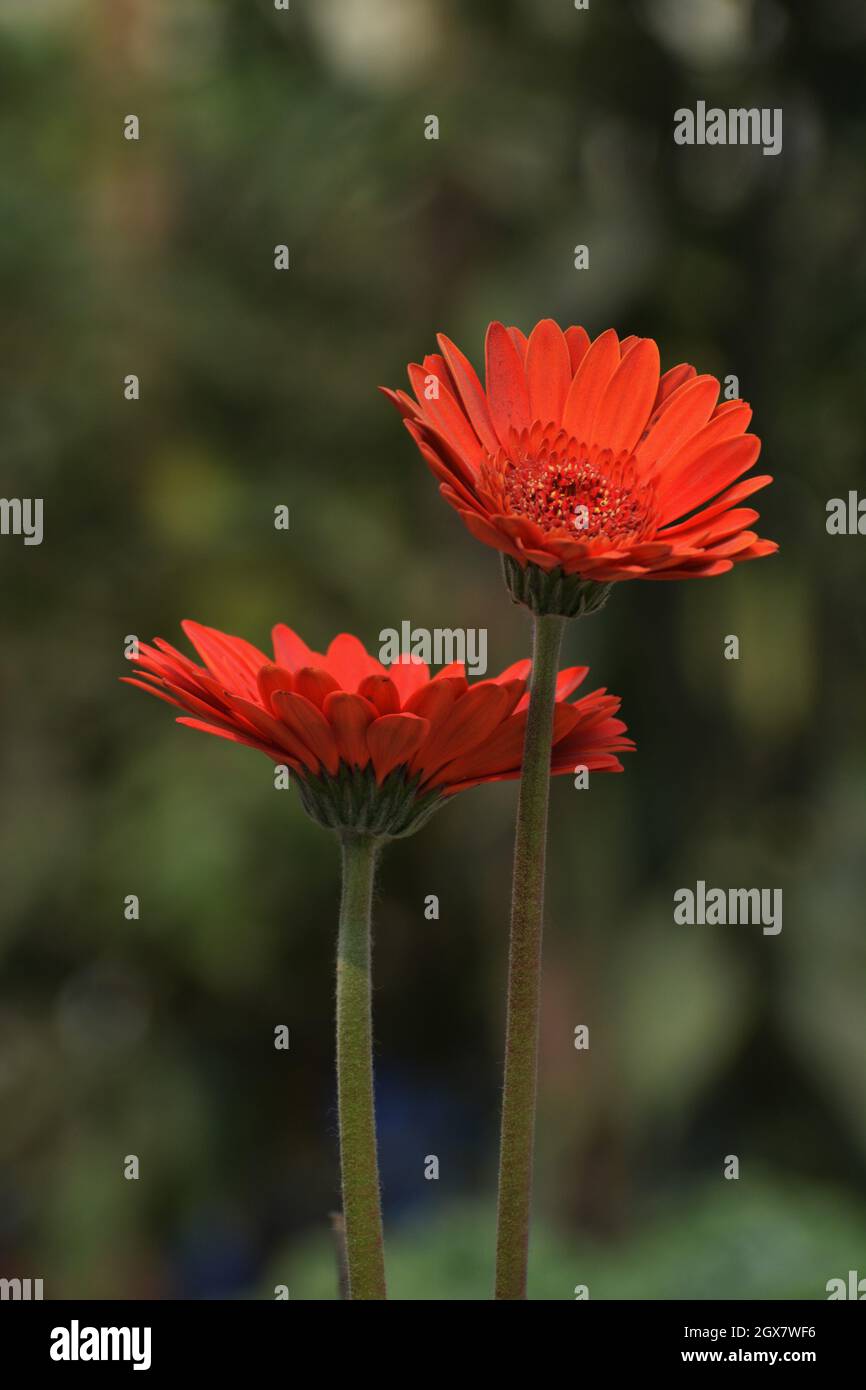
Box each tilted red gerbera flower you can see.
[383,319,777,615]
[122,621,633,837]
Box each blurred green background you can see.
[1,0,864,1300]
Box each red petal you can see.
[120,677,183,709]
[225,694,318,767]
[485,321,531,447]
[551,710,633,767]
[436,333,500,455]
[387,654,431,704]
[293,666,341,708]
[407,363,484,470]
[564,325,590,373]
[324,633,383,691]
[659,474,772,537]
[404,676,465,720]
[407,421,480,498]
[431,662,467,685]
[272,623,322,672]
[357,673,401,716]
[526,319,571,426]
[508,326,528,359]
[323,691,377,768]
[431,709,528,788]
[422,351,456,395]
[181,620,268,699]
[134,657,230,711]
[413,682,516,778]
[653,363,696,412]
[367,713,430,783]
[561,328,620,442]
[491,658,532,684]
[659,434,762,523]
[157,678,242,727]
[642,559,735,580]
[271,691,340,775]
[175,717,285,760]
[635,374,719,464]
[556,665,589,699]
[257,664,295,712]
[378,385,421,422]
[668,506,760,547]
[735,538,778,560]
[590,338,660,452]
[654,404,753,503]
[433,700,582,791]
[457,507,522,561]
[152,636,202,671]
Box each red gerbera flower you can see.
[383,319,777,613]
[122,621,632,837]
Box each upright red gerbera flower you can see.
[123,617,633,1301]
[123,619,632,836]
[384,317,777,1302]
[383,319,777,614]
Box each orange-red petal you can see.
[271,691,340,775]
[323,691,377,768]
[485,321,531,446]
[562,327,620,442]
[526,318,571,426]
[367,713,430,783]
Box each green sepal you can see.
[501,553,613,618]
[296,762,445,839]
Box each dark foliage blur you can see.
[1,0,864,1299]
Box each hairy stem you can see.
[336,832,387,1299]
[495,611,566,1299]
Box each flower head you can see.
[123,621,633,837]
[383,320,777,614]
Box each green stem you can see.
[336,832,387,1299]
[495,611,566,1299]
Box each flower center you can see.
[493,429,657,543]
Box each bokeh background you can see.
[1,0,865,1300]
